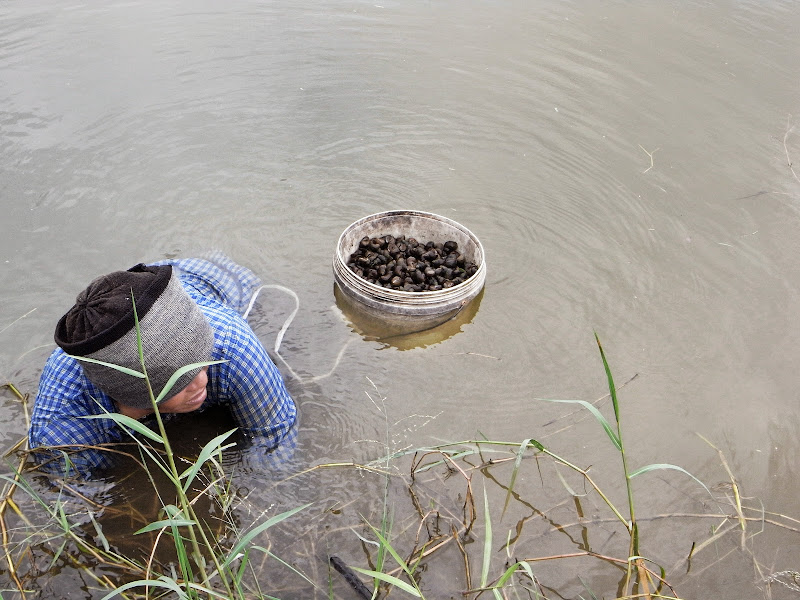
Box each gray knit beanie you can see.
[54,264,215,410]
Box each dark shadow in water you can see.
[334,284,485,351]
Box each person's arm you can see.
[215,316,297,448]
[28,350,123,477]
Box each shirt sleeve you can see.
[214,314,297,447]
[28,350,123,477]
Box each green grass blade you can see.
[0,471,56,514]
[68,355,145,378]
[134,518,198,535]
[578,576,600,600]
[628,463,711,495]
[223,503,311,568]
[155,360,226,403]
[160,503,195,584]
[527,438,545,452]
[594,333,619,423]
[481,483,492,588]
[502,438,531,520]
[172,525,194,588]
[350,567,422,597]
[496,561,528,586]
[179,428,237,492]
[368,525,414,578]
[554,464,579,496]
[234,548,250,587]
[88,511,110,552]
[258,549,320,589]
[131,291,145,373]
[81,413,164,443]
[98,578,189,600]
[535,398,621,450]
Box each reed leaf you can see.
[594,332,619,423]
[535,398,621,450]
[496,561,526,586]
[349,567,422,597]
[88,511,110,552]
[154,360,226,404]
[134,518,198,535]
[81,413,164,444]
[68,355,145,379]
[222,503,311,569]
[481,483,492,589]
[368,525,415,581]
[179,428,237,492]
[98,577,190,600]
[628,463,711,495]
[502,438,531,520]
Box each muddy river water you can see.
[2,1,800,598]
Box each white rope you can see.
[243,284,299,354]
[244,284,351,384]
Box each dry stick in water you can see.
[696,433,746,548]
[0,308,37,336]
[329,555,373,599]
[0,383,29,597]
[452,523,472,592]
[638,144,660,173]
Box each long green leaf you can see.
[88,511,110,552]
[594,333,619,423]
[536,398,621,450]
[134,518,198,535]
[554,464,579,497]
[481,483,492,588]
[81,413,164,443]
[368,524,414,580]
[179,428,237,492]
[223,504,311,568]
[80,413,165,444]
[155,360,226,403]
[494,561,536,598]
[502,438,531,520]
[98,578,189,600]
[628,463,711,495]
[257,549,321,588]
[68,354,145,379]
[496,561,524,586]
[0,471,53,514]
[171,521,194,586]
[349,567,422,597]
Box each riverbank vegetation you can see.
[2,335,800,599]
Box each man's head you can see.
[54,264,215,410]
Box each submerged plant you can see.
[4,333,798,599]
[343,334,712,599]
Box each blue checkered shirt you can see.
[28,256,297,478]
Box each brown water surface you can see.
[2,1,800,598]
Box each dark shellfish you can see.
[347,236,478,292]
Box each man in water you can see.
[28,255,296,478]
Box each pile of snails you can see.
[347,234,479,292]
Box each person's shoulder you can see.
[196,299,261,358]
[41,347,82,378]
[35,348,111,416]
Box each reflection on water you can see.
[334,283,484,349]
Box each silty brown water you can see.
[1,1,799,597]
